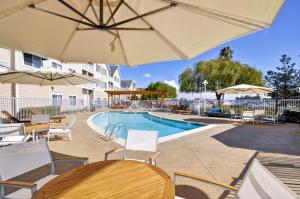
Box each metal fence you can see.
[0,97,108,120]
[115,99,300,116]
[1,97,299,121]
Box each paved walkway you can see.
[48,110,300,199]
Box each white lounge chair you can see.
[0,139,88,198]
[105,130,160,165]
[263,112,280,126]
[174,159,298,199]
[47,117,76,141]
[254,109,265,124]
[0,123,31,146]
[242,111,255,125]
[229,109,241,120]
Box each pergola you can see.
[105,90,166,108]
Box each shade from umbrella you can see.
[217,84,273,94]
[0,70,97,85]
[0,0,284,66]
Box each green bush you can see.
[19,106,61,118]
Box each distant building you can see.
[0,48,134,104]
[121,80,136,91]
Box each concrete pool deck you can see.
[48,110,300,198]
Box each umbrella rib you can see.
[0,73,30,83]
[0,0,47,20]
[157,0,269,29]
[56,73,76,86]
[29,5,97,28]
[58,0,93,60]
[57,0,98,26]
[123,2,189,59]
[106,0,129,66]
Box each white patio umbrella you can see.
[0,70,97,85]
[0,0,284,66]
[217,84,273,95]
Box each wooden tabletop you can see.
[32,160,175,199]
[25,123,49,134]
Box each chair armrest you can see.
[104,148,124,160]
[174,172,238,191]
[149,151,160,164]
[53,156,89,164]
[0,180,37,194]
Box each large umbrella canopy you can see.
[0,70,97,85]
[217,84,273,94]
[0,0,284,66]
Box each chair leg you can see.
[68,133,72,141]
[47,132,50,142]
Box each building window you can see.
[69,96,76,106]
[114,76,120,83]
[96,80,107,89]
[23,53,43,68]
[96,65,100,72]
[108,82,113,89]
[68,68,76,73]
[52,94,63,106]
[52,62,62,70]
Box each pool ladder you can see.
[97,123,128,142]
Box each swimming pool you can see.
[88,112,212,143]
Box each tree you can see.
[179,59,263,100]
[144,81,177,99]
[219,46,233,60]
[265,55,300,99]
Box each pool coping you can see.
[87,111,218,146]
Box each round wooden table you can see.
[32,160,175,199]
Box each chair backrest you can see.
[2,110,19,123]
[242,111,254,117]
[254,109,265,116]
[236,159,298,199]
[125,130,158,152]
[0,139,52,181]
[0,123,25,137]
[229,109,236,115]
[68,117,76,129]
[31,114,50,124]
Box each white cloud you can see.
[164,80,179,90]
[143,73,152,78]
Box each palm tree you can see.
[219,46,233,60]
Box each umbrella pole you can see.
[10,50,17,117]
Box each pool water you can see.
[92,112,205,139]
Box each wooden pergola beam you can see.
[105,90,166,97]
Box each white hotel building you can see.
[0,48,133,110]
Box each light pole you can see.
[203,80,208,114]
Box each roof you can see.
[109,65,119,75]
[121,80,134,88]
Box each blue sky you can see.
[121,0,300,89]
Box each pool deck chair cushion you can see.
[105,130,160,165]
[174,159,299,199]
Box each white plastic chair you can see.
[31,114,50,124]
[47,117,76,141]
[0,139,88,198]
[174,159,299,199]
[30,114,50,140]
[254,109,265,124]
[242,111,255,125]
[105,130,160,165]
[229,109,241,120]
[0,123,31,146]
